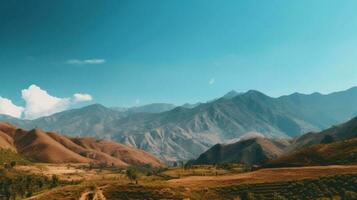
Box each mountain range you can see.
[0,122,163,167]
[1,87,357,162]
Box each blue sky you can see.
[1,0,357,111]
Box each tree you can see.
[51,175,59,188]
[344,191,357,200]
[321,135,334,144]
[126,168,138,184]
[10,161,16,169]
[37,179,44,189]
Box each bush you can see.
[344,191,357,200]
[126,168,138,184]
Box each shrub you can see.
[344,191,357,200]
[126,168,138,184]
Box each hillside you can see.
[2,87,357,161]
[190,137,290,165]
[265,138,357,167]
[291,116,357,150]
[0,122,163,167]
[192,116,357,166]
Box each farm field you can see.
[168,165,357,187]
[14,164,357,200]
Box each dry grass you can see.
[168,165,357,187]
[26,185,86,200]
[161,164,244,178]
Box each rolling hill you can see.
[1,87,357,161]
[264,116,357,167]
[291,116,357,150]
[0,122,163,167]
[265,138,357,167]
[190,137,290,165]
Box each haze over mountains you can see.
[1,87,357,162]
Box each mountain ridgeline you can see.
[1,87,357,161]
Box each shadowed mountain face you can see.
[1,87,357,161]
[0,122,163,167]
[190,137,290,165]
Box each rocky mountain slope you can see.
[0,122,163,167]
[1,87,357,161]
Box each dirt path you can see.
[168,165,357,187]
[79,186,106,200]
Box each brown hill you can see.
[291,116,357,150]
[0,122,163,167]
[190,137,290,165]
[265,138,357,168]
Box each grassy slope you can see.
[0,149,30,165]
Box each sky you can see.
[1,0,357,118]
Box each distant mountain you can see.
[1,104,124,137]
[112,103,176,114]
[190,137,290,165]
[2,87,357,162]
[181,102,201,109]
[0,122,163,167]
[222,90,241,99]
[126,103,176,114]
[290,116,357,151]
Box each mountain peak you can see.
[223,90,240,99]
[243,90,269,99]
[84,103,107,109]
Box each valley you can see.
[1,88,357,199]
[4,162,357,200]
[3,2,357,199]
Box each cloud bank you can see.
[66,59,106,65]
[0,85,93,119]
[0,97,24,118]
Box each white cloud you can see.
[66,59,106,65]
[135,99,141,104]
[22,85,71,119]
[209,78,215,85]
[73,93,93,102]
[0,97,24,118]
[0,85,93,119]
